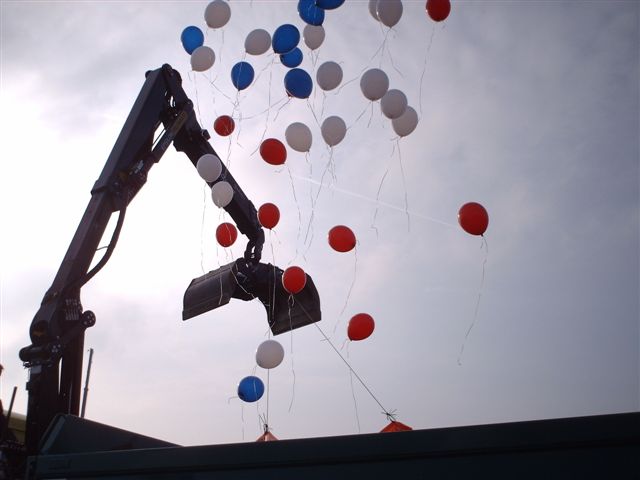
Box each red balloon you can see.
[282,266,306,294]
[348,313,375,341]
[216,222,238,247]
[258,203,280,229]
[214,115,235,136]
[328,225,356,253]
[260,138,287,165]
[458,202,489,236]
[426,0,451,22]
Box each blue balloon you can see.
[272,24,300,54]
[280,47,303,68]
[238,376,264,403]
[231,61,255,90]
[298,0,325,26]
[315,0,344,9]
[284,68,313,99]
[181,26,204,55]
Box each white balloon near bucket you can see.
[204,0,231,29]
[285,122,313,152]
[197,153,222,182]
[256,339,285,369]
[191,46,216,72]
[211,181,234,207]
[303,24,325,50]
[360,68,389,101]
[321,116,347,147]
[381,89,408,119]
[376,0,403,28]
[392,106,418,137]
[316,61,343,91]
[245,29,271,55]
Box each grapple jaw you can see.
[182,259,321,335]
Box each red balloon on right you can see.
[348,313,375,341]
[328,225,356,253]
[426,0,451,22]
[458,202,489,236]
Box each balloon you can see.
[303,24,325,50]
[284,68,313,99]
[316,61,343,91]
[258,203,280,229]
[237,376,264,403]
[360,68,389,101]
[368,0,380,20]
[321,116,346,147]
[190,46,215,72]
[256,339,285,369]
[204,0,231,29]
[316,0,345,9]
[211,181,234,207]
[216,222,237,247]
[260,138,287,165]
[282,266,306,294]
[458,202,489,236]
[426,0,451,22]
[380,89,408,119]
[376,0,403,28]
[298,0,325,26]
[196,153,222,182]
[285,122,312,152]
[245,29,271,55]
[328,225,356,252]
[231,61,254,90]
[392,106,418,137]
[348,313,375,341]
[280,47,303,68]
[181,26,204,55]
[272,24,300,54]
[214,115,235,136]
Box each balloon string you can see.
[200,184,208,274]
[419,24,437,117]
[396,138,411,232]
[287,295,297,413]
[249,57,276,157]
[371,150,394,238]
[286,164,304,264]
[335,246,358,334]
[266,369,270,430]
[303,151,333,247]
[349,367,362,433]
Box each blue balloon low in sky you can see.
[272,24,300,54]
[298,0,325,26]
[237,375,264,403]
[231,61,255,90]
[280,47,303,68]
[284,68,313,99]
[180,26,204,55]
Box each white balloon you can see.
[316,61,343,91]
[381,89,408,119]
[256,339,285,369]
[211,181,234,207]
[190,46,215,72]
[368,0,379,20]
[245,29,271,55]
[392,106,418,137]
[285,122,313,152]
[360,68,389,101]
[321,116,347,147]
[303,24,325,50]
[204,0,231,29]
[376,0,403,28]
[197,153,222,182]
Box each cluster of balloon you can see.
[196,153,222,183]
[282,266,307,294]
[237,375,265,403]
[458,202,489,236]
[231,61,255,91]
[216,222,238,247]
[211,181,234,208]
[369,0,404,28]
[260,138,287,166]
[285,122,312,153]
[348,313,375,341]
[328,225,356,253]
[214,115,235,137]
[426,0,451,22]
[258,203,280,230]
[256,339,285,369]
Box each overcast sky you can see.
[1,0,638,446]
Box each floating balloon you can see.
[303,24,325,50]
[237,376,264,403]
[316,61,343,91]
[348,313,375,341]
[216,222,237,247]
[211,181,234,207]
[321,116,346,147]
[181,26,204,55]
[298,0,325,26]
[256,339,285,369]
[392,106,418,137]
[231,61,254,90]
[284,68,313,99]
[458,202,489,236]
[282,266,306,294]
[285,122,312,152]
[196,153,222,182]
[360,68,389,101]
[376,0,403,28]
[245,29,271,55]
[272,24,300,54]
[190,46,215,72]
[260,138,287,166]
[280,47,303,68]
[426,0,451,22]
[380,420,412,433]
[316,0,345,9]
[258,203,280,229]
[204,0,231,29]
[328,225,356,252]
[381,89,408,119]
[214,115,235,136]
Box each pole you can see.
[80,348,94,418]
